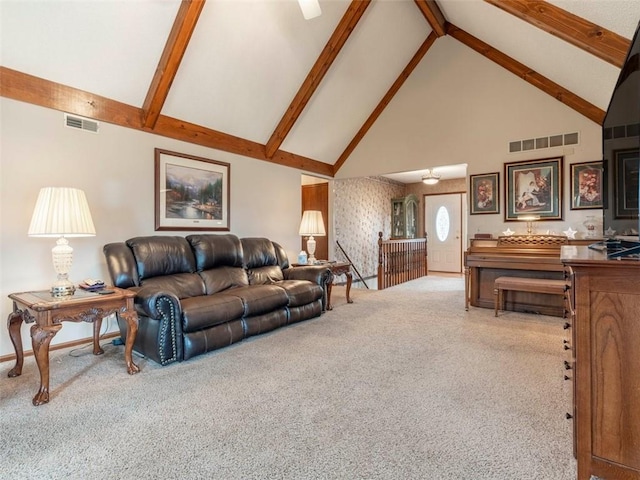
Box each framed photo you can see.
[155,148,230,231]
[470,172,499,214]
[570,161,603,210]
[504,156,563,221]
[614,148,639,219]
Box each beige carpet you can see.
[0,275,576,479]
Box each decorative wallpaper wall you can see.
[333,177,407,284]
[333,176,467,286]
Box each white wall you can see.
[338,36,605,240]
[0,98,303,357]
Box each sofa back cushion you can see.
[126,236,196,280]
[198,266,249,294]
[272,242,291,270]
[187,234,244,270]
[103,242,139,288]
[187,234,249,294]
[241,237,284,285]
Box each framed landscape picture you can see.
[504,156,563,221]
[155,148,230,231]
[570,161,603,210]
[470,172,499,214]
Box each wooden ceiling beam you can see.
[153,116,334,176]
[485,0,630,68]
[0,66,144,127]
[446,24,605,125]
[264,0,372,159]
[414,0,447,37]
[334,32,439,175]
[142,0,205,129]
[0,67,333,177]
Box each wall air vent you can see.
[603,123,640,140]
[64,114,99,133]
[509,131,579,153]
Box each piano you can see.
[464,235,593,317]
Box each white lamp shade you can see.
[299,210,326,236]
[298,0,322,20]
[28,187,96,237]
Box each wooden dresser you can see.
[464,235,591,317]
[562,246,640,480]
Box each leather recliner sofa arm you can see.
[134,287,182,320]
[132,286,184,365]
[284,265,331,286]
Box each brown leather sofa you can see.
[103,234,331,365]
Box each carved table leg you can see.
[345,271,353,304]
[92,317,105,356]
[119,310,140,375]
[31,323,63,406]
[7,310,25,377]
[326,282,333,311]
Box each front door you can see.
[425,193,463,273]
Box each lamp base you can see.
[51,279,75,297]
[306,235,317,265]
[51,237,75,296]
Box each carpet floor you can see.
[0,275,576,479]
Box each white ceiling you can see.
[1,0,639,182]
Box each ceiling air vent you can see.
[64,114,99,133]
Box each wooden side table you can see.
[7,287,140,406]
[326,261,353,310]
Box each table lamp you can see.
[299,210,325,264]
[28,187,96,296]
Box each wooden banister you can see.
[377,232,427,289]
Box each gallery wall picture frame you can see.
[504,156,563,221]
[570,161,603,210]
[470,172,499,215]
[155,148,230,231]
[614,148,640,219]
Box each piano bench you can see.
[494,276,569,317]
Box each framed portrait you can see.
[155,148,230,231]
[470,172,499,214]
[504,156,563,221]
[614,148,640,219]
[570,161,603,210]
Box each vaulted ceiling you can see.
[1,0,638,179]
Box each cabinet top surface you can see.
[561,245,640,268]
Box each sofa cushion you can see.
[140,273,205,299]
[187,234,244,271]
[276,280,323,307]
[226,285,289,316]
[241,238,278,268]
[127,236,196,280]
[248,265,284,285]
[199,266,249,294]
[181,294,245,332]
